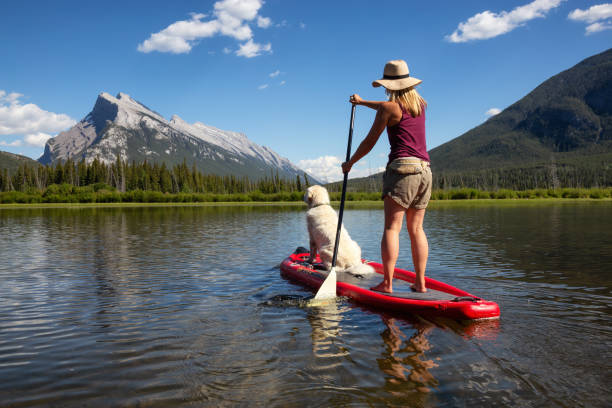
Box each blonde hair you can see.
[386,87,427,117]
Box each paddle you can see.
[314,103,356,300]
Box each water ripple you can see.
[0,204,610,407]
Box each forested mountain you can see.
[38,92,318,182]
[0,151,38,174]
[329,48,611,191]
[428,48,611,189]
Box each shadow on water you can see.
[260,294,317,308]
[261,293,500,341]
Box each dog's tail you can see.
[343,262,376,276]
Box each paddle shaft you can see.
[331,104,356,269]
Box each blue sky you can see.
[1,0,610,181]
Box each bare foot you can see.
[410,284,427,293]
[371,282,392,293]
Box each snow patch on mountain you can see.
[168,115,285,167]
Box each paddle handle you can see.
[331,104,356,269]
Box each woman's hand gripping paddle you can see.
[314,103,356,300]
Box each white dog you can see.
[304,185,374,274]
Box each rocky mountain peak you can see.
[90,93,120,133]
[169,114,187,125]
[38,91,318,182]
[116,92,131,100]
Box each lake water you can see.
[1,202,610,407]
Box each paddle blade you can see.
[314,268,337,299]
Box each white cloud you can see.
[137,14,220,54]
[298,155,342,183]
[269,70,280,77]
[257,16,271,28]
[24,132,52,147]
[446,0,564,43]
[138,0,273,57]
[223,47,232,54]
[214,0,261,21]
[585,20,612,33]
[568,3,612,22]
[0,91,76,136]
[279,80,286,86]
[298,155,385,183]
[0,91,23,105]
[236,39,272,58]
[0,139,23,147]
[299,22,306,29]
[486,107,502,116]
[257,84,269,90]
[568,3,612,34]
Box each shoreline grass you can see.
[0,201,307,209]
[1,197,610,210]
[1,185,610,208]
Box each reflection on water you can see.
[0,202,610,407]
[379,317,437,396]
[307,300,346,357]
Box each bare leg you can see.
[406,208,428,292]
[371,197,406,293]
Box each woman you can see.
[341,60,431,294]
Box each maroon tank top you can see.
[387,105,429,164]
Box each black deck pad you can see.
[335,270,457,301]
[297,260,457,301]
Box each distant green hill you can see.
[328,48,611,192]
[429,48,611,189]
[0,151,39,174]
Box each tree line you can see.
[1,158,610,204]
[327,161,611,193]
[431,163,610,191]
[0,158,311,194]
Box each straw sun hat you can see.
[372,60,422,90]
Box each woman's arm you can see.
[350,94,385,111]
[342,103,392,174]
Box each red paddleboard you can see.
[280,248,500,320]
